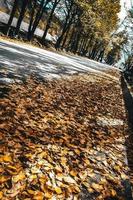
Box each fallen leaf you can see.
[91,183,103,192]
[0,155,12,162]
[55,187,62,194]
[33,191,44,200]
[63,176,76,184]
[111,189,117,196]
[70,170,78,177]
[13,171,25,182]
[0,191,3,199]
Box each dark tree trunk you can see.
[15,0,29,36]
[96,47,104,62]
[81,38,88,55]
[79,38,86,55]
[99,49,105,62]
[27,0,48,41]
[72,33,81,53]
[78,38,84,53]
[85,39,91,54]
[61,27,70,49]
[66,28,75,51]
[55,25,68,49]
[55,21,72,49]
[55,0,75,49]
[69,32,77,52]
[90,47,98,59]
[41,1,58,44]
[27,0,37,40]
[6,0,18,35]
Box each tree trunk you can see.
[79,38,86,55]
[99,49,105,62]
[15,0,29,36]
[55,25,67,49]
[72,33,81,53]
[27,0,37,40]
[27,0,48,41]
[41,1,57,44]
[78,38,84,53]
[66,28,75,51]
[61,27,70,49]
[6,0,18,35]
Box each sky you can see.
[119,0,132,20]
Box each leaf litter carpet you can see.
[0,72,131,199]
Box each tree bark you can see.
[15,0,29,36]
[41,0,58,43]
[61,27,70,49]
[66,28,75,51]
[27,0,49,41]
[27,0,37,40]
[6,0,18,35]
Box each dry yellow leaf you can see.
[114,165,121,172]
[0,167,3,173]
[13,171,25,182]
[61,149,68,155]
[70,170,78,177]
[111,189,117,196]
[79,171,88,180]
[55,187,62,194]
[63,176,76,184]
[88,188,94,193]
[0,155,12,162]
[29,174,37,181]
[7,165,19,175]
[84,159,90,165]
[121,173,128,180]
[39,177,47,184]
[74,149,80,155]
[71,185,80,193]
[61,157,67,165]
[56,173,64,181]
[0,191,3,199]
[91,183,103,192]
[44,191,52,199]
[0,176,8,183]
[33,191,44,200]
[55,165,62,173]
[83,182,90,188]
[38,152,47,159]
[27,190,35,195]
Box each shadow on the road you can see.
[0,41,115,83]
[121,75,133,198]
[0,42,84,81]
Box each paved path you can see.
[0,39,117,83]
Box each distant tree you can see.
[106,32,128,65]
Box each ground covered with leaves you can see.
[0,73,131,199]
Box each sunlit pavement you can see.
[0,39,117,84]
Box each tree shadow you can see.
[0,41,115,84]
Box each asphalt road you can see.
[0,39,116,84]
